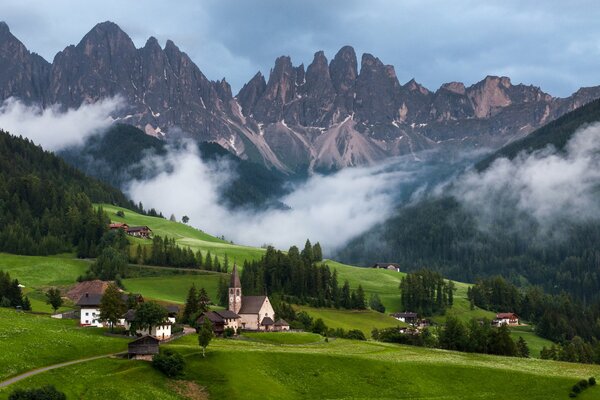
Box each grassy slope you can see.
[510,325,555,358]
[296,305,403,336]
[0,253,88,287]
[3,333,599,399]
[99,203,265,263]
[0,308,128,381]
[121,272,224,304]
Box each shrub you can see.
[572,385,581,394]
[152,349,185,378]
[345,329,367,341]
[9,385,66,400]
[223,327,235,338]
[589,377,596,386]
[578,380,588,389]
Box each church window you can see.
[236,289,240,296]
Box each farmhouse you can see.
[126,225,152,238]
[75,286,143,327]
[371,263,401,272]
[391,312,418,324]
[493,313,519,326]
[127,335,160,360]
[109,222,129,230]
[198,310,241,335]
[124,309,172,340]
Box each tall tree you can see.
[99,283,126,331]
[45,288,63,313]
[198,287,211,313]
[182,285,199,324]
[198,317,214,357]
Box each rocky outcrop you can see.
[1,21,600,173]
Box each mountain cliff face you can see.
[1,21,600,173]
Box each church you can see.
[199,265,289,333]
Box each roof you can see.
[166,305,180,314]
[128,335,160,345]
[392,312,418,318]
[124,309,137,322]
[76,293,103,307]
[496,313,518,319]
[198,311,225,324]
[109,223,128,229]
[372,263,401,268]
[67,280,110,301]
[215,309,240,319]
[261,316,274,326]
[127,226,152,233]
[274,319,289,326]
[239,296,267,314]
[230,264,241,288]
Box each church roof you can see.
[239,296,267,314]
[230,264,241,288]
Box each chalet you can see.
[274,319,290,331]
[124,309,172,340]
[372,263,401,272]
[493,313,519,326]
[128,335,160,360]
[198,310,241,335]
[76,289,143,327]
[391,312,418,324]
[109,222,129,230]
[126,225,152,238]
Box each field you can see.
[3,330,598,399]
[122,272,224,304]
[0,308,128,381]
[0,253,88,287]
[295,305,405,336]
[510,325,555,358]
[99,204,266,264]
[242,331,323,345]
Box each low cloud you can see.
[0,97,123,151]
[126,141,428,253]
[449,123,600,233]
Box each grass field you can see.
[0,308,128,381]
[295,305,404,336]
[3,331,599,399]
[122,272,225,304]
[0,253,88,287]
[99,204,266,264]
[242,331,323,345]
[510,325,555,358]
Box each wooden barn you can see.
[128,335,160,360]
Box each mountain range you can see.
[2,20,600,173]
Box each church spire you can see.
[230,264,241,288]
[229,264,242,314]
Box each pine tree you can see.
[205,251,213,271]
[341,280,351,309]
[198,287,211,313]
[313,242,323,262]
[301,239,314,263]
[45,288,63,313]
[355,285,366,309]
[517,336,530,358]
[182,285,199,324]
[223,254,229,273]
[214,255,221,272]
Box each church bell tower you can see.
[229,264,242,314]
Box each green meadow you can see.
[0,253,88,287]
[4,330,597,400]
[122,272,224,304]
[0,308,128,381]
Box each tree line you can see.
[0,270,30,310]
[399,269,454,316]
[372,316,530,358]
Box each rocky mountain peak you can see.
[0,21,10,36]
[236,71,267,117]
[143,36,162,52]
[440,81,466,95]
[405,78,431,95]
[330,45,357,94]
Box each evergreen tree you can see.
[198,287,211,313]
[313,242,323,262]
[354,285,366,309]
[182,285,199,324]
[223,254,229,273]
[205,251,213,270]
[21,296,31,311]
[99,283,126,331]
[517,336,530,358]
[369,294,386,313]
[301,239,314,263]
[341,280,351,309]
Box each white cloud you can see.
[0,97,123,151]
[451,123,600,231]
[126,141,415,253]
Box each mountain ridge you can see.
[1,20,600,173]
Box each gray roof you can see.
[230,264,241,288]
[372,263,401,268]
[198,311,224,324]
[124,309,137,322]
[261,316,274,326]
[392,312,418,318]
[166,305,179,314]
[76,293,103,307]
[274,319,289,326]
[239,296,267,314]
[215,309,240,319]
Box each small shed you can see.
[128,335,160,360]
[274,319,290,331]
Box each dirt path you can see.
[0,353,123,389]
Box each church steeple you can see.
[229,264,242,314]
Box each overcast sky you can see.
[2,0,599,97]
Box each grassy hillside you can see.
[4,332,597,399]
[99,203,266,264]
[0,253,88,287]
[0,308,128,381]
[122,272,224,304]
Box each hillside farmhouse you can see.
[371,263,401,272]
[109,222,152,238]
[199,265,284,335]
[493,313,519,326]
[124,309,172,340]
[391,312,418,324]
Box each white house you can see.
[371,263,401,272]
[493,313,519,326]
[391,312,418,324]
[76,293,104,327]
[124,309,172,341]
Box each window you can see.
[236,289,240,296]
[85,312,89,316]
